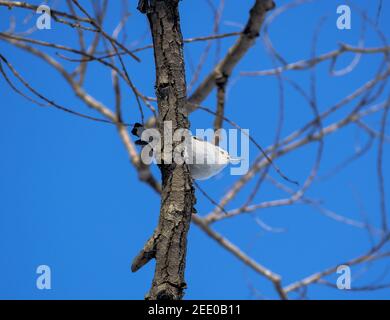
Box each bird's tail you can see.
[131,123,148,146]
[131,122,145,137]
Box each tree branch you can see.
[131,0,196,300]
[187,0,275,109]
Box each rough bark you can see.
[131,0,196,300]
[143,0,276,129]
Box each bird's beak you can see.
[229,156,243,164]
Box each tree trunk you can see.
[131,0,196,300]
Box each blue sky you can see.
[0,0,389,299]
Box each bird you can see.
[131,123,241,180]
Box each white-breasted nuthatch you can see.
[131,123,241,180]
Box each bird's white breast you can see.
[185,137,230,180]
